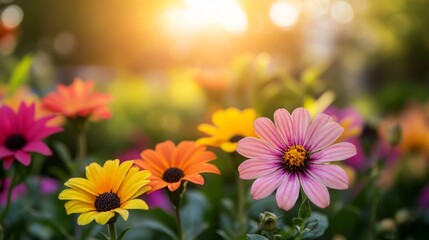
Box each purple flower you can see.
[237,108,357,210]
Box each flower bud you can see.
[259,211,278,232]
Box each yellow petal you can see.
[112,160,134,193]
[65,200,95,214]
[197,124,219,136]
[121,199,149,210]
[100,160,119,193]
[220,142,237,152]
[86,162,103,193]
[118,170,151,202]
[58,189,95,204]
[95,211,115,225]
[64,178,98,196]
[129,186,152,201]
[116,167,140,200]
[77,211,98,225]
[113,208,129,221]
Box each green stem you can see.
[174,205,184,240]
[230,153,245,238]
[74,123,87,176]
[108,221,117,240]
[166,183,186,240]
[0,168,18,224]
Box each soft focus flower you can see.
[134,140,220,192]
[0,177,59,205]
[323,106,365,170]
[197,108,257,152]
[58,159,151,225]
[323,106,364,142]
[0,103,62,169]
[42,78,112,122]
[379,103,429,156]
[237,108,356,210]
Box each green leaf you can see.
[302,212,329,240]
[246,233,270,240]
[135,219,178,240]
[292,218,303,227]
[52,141,74,175]
[7,54,33,96]
[298,197,311,220]
[117,227,131,240]
[100,232,110,240]
[217,230,234,240]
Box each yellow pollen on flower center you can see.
[283,145,308,171]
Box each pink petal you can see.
[250,170,285,200]
[26,121,62,141]
[15,151,31,166]
[307,164,349,190]
[311,142,357,163]
[307,122,343,152]
[254,117,287,151]
[274,108,294,146]
[0,105,16,137]
[275,173,300,210]
[303,114,332,148]
[17,103,35,133]
[23,141,52,156]
[291,108,311,145]
[0,145,14,159]
[299,173,330,208]
[237,137,283,159]
[238,158,280,180]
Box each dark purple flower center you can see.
[5,134,27,151]
[94,192,121,212]
[283,145,309,172]
[229,134,244,143]
[162,167,184,183]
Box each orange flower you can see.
[42,78,112,121]
[134,140,220,192]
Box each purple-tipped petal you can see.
[304,114,332,148]
[254,117,287,151]
[300,173,330,208]
[307,164,349,190]
[307,122,343,152]
[237,137,283,159]
[291,108,311,145]
[275,173,300,210]
[274,108,294,146]
[311,142,357,163]
[15,151,31,166]
[238,158,280,180]
[250,170,285,200]
[23,141,52,156]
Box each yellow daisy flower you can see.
[58,159,151,225]
[197,108,257,152]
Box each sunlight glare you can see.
[331,1,354,24]
[163,0,248,35]
[270,0,301,29]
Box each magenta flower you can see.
[237,108,357,210]
[0,103,62,169]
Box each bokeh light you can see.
[269,0,301,29]
[1,5,23,29]
[330,0,354,24]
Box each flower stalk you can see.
[108,221,117,240]
[166,182,187,240]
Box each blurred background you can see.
[1,0,429,239]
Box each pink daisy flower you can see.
[0,103,62,169]
[237,108,357,210]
